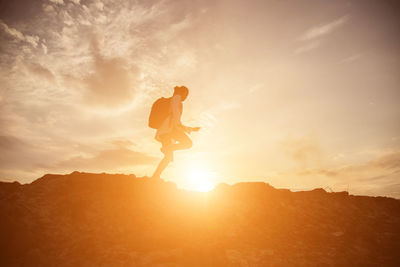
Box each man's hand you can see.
[184,126,200,133]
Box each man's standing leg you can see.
[152,135,173,179]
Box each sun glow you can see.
[187,170,215,192]
[181,162,216,192]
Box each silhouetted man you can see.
[150,86,200,179]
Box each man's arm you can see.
[171,94,182,128]
[171,94,200,133]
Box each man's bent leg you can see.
[171,129,192,151]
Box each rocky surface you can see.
[0,171,399,266]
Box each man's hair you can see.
[173,86,189,98]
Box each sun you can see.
[171,158,217,192]
[179,161,216,192]
[186,169,216,192]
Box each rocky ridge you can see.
[1,171,399,266]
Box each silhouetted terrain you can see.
[1,172,399,266]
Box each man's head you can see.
[173,86,189,101]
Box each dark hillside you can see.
[1,171,399,266]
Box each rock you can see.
[332,231,344,237]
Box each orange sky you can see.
[0,0,399,197]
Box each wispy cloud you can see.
[300,15,349,41]
[295,15,349,54]
[295,40,321,54]
[339,53,363,64]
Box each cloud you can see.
[339,53,362,64]
[25,63,55,82]
[0,135,28,150]
[0,20,24,39]
[109,139,136,148]
[0,133,155,181]
[0,19,40,48]
[81,35,137,107]
[295,15,349,54]
[56,147,156,170]
[41,43,48,54]
[249,83,264,93]
[296,169,338,177]
[291,150,400,197]
[49,0,64,5]
[95,1,104,11]
[362,151,400,171]
[295,40,321,54]
[295,151,400,179]
[0,135,41,172]
[300,15,349,41]
[280,134,325,169]
[0,0,202,182]
[0,0,396,199]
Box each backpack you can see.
[148,97,171,129]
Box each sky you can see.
[0,0,399,197]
